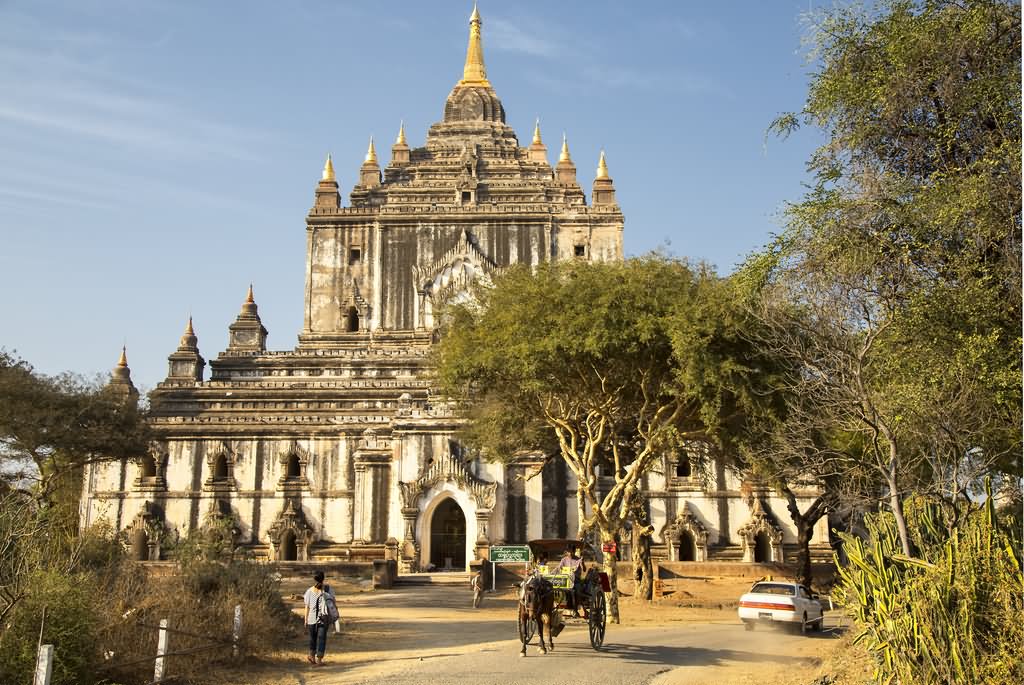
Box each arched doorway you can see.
[281,530,298,561]
[754,531,771,563]
[214,454,228,481]
[345,307,359,332]
[430,499,466,570]
[131,528,149,561]
[679,530,697,561]
[286,454,301,479]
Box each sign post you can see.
[488,545,531,592]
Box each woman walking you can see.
[303,571,336,665]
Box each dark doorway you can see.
[675,457,691,478]
[430,499,466,570]
[345,307,359,332]
[281,530,297,561]
[754,531,771,563]
[141,456,157,478]
[131,528,149,561]
[214,454,228,481]
[286,455,301,479]
[679,530,697,561]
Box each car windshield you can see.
[750,583,796,596]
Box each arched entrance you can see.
[131,528,149,561]
[679,530,697,561]
[281,530,298,561]
[429,498,466,570]
[754,531,771,563]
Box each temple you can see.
[80,8,827,570]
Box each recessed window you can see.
[675,454,691,478]
[349,248,361,265]
[461,191,472,203]
[574,244,586,257]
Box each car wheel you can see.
[744,621,754,631]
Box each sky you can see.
[0,0,826,392]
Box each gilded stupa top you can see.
[460,3,489,86]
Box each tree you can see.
[0,351,152,505]
[436,258,692,622]
[757,0,1021,554]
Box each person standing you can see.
[471,569,483,608]
[303,571,335,665]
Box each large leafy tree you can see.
[0,351,151,505]
[756,0,1021,555]
[436,256,778,620]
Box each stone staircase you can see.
[393,571,472,587]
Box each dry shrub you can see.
[96,559,292,684]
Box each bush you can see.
[835,487,1024,685]
[0,570,101,685]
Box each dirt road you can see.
[231,578,843,685]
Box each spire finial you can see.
[460,2,490,86]
[596,150,609,179]
[185,316,195,336]
[322,153,335,181]
[117,346,128,368]
[396,121,407,146]
[246,284,255,304]
[559,133,572,163]
[532,118,542,145]
[365,136,378,164]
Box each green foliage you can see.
[0,570,101,685]
[835,485,1023,685]
[0,351,151,503]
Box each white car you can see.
[737,581,824,633]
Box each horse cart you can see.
[516,538,611,654]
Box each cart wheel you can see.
[588,591,606,649]
[518,604,535,645]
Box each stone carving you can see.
[661,503,709,562]
[737,498,785,563]
[204,440,237,491]
[267,499,315,561]
[278,441,311,490]
[125,501,169,561]
[398,450,497,512]
[134,443,168,491]
[412,229,498,329]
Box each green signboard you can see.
[489,545,530,563]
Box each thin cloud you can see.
[487,17,560,58]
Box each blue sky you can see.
[0,0,825,391]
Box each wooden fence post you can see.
[232,605,242,658]
[154,618,169,682]
[33,644,53,685]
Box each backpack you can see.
[319,585,340,623]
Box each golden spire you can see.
[460,2,490,86]
[322,154,335,182]
[365,136,378,164]
[117,346,128,368]
[559,133,572,163]
[532,118,542,145]
[396,121,407,146]
[185,316,195,336]
[245,284,255,304]
[596,150,609,179]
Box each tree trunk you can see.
[631,519,653,601]
[601,530,621,624]
[887,451,912,556]
[781,489,830,589]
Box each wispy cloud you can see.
[488,17,560,58]
[0,12,265,162]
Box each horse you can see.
[519,574,556,656]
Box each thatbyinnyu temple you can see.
[81,8,828,571]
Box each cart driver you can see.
[556,546,586,617]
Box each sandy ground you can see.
[209,574,854,685]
